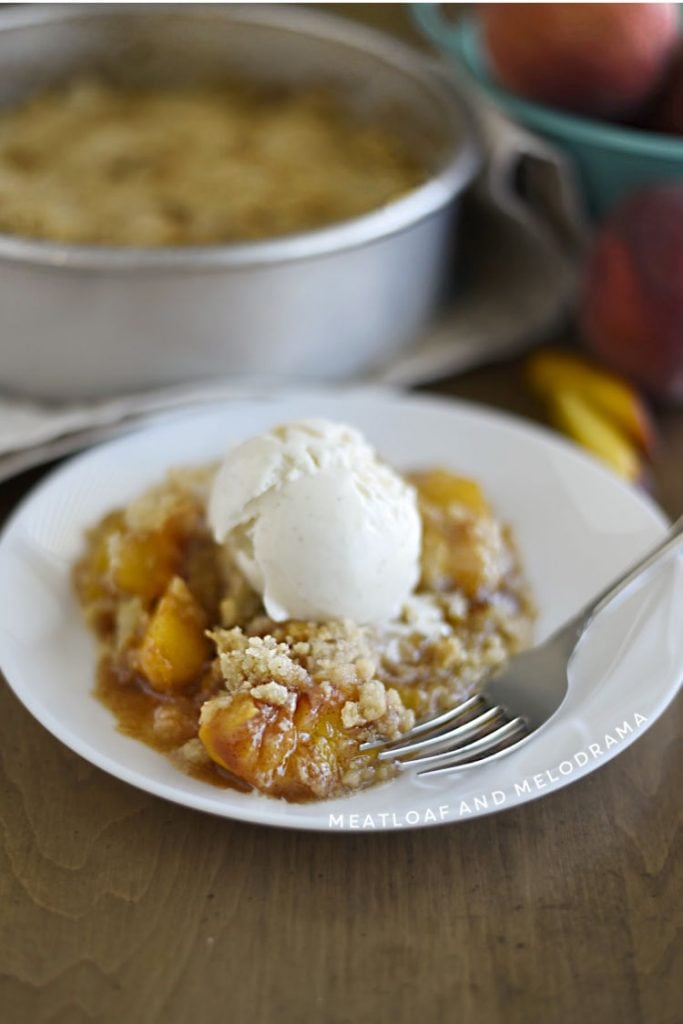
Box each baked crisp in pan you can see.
[0,79,424,247]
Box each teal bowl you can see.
[413,5,683,219]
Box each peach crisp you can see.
[74,465,533,802]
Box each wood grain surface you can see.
[1,7,682,1023]
[1,359,681,1024]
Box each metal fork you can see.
[363,515,683,776]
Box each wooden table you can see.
[1,361,681,1024]
[1,8,681,1023]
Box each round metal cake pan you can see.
[0,4,479,399]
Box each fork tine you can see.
[360,693,487,752]
[414,717,529,774]
[376,705,506,761]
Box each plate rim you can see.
[0,386,678,833]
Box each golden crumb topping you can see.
[73,464,534,801]
[0,79,424,247]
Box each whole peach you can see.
[649,45,683,134]
[581,185,683,403]
[481,3,679,119]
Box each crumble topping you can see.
[124,465,215,532]
[152,704,195,745]
[176,737,212,770]
[342,679,388,728]
[114,596,147,653]
[249,681,290,706]
[74,463,534,802]
[209,629,310,692]
[0,79,424,247]
[341,680,411,738]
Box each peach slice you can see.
[137,577,209,692]
[109,528,182,601]
[410,470,491,517]
[548,390,642,483]
[198,686,363,801]
[527,350,656,455]
[412,471,508,597]
[73,510,124,608]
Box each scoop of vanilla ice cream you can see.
[208,419,421,624]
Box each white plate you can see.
[0,388,680,832]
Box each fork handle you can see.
[563,514,683,646]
